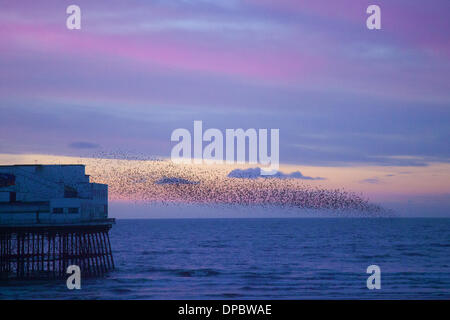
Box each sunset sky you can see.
[0,1,449,216]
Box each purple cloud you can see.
[69,141,100,149]
[228,168,325,180]
[360,178,380,184]
[0,0,449,168]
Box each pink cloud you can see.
[0,21,324,86]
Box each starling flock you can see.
[82,152,391,217]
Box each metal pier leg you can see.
[106,231,115,269]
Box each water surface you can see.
[0,218,449,299]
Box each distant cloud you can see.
[68,141,100,149]
[228,168,325,180]
[369,156,429,167]
[155,177,199,185]
[227,168,261,179]
[360,178,380,184]
[287,171,326,180]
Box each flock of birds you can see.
[83,152,391,217]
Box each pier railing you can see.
[0,211,115,226]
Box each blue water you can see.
[1,218,449,299]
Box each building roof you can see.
[0,164,85,167]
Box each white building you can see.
[0,164,108,225]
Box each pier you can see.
[0,164,114,279]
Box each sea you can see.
[0,218,449,299]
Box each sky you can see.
[0,1,449,216]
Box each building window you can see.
[52,207,64,214]
[64,185,78,198]
[0,173,15,187]
[9,192,16,203]
[68,207,79,214]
